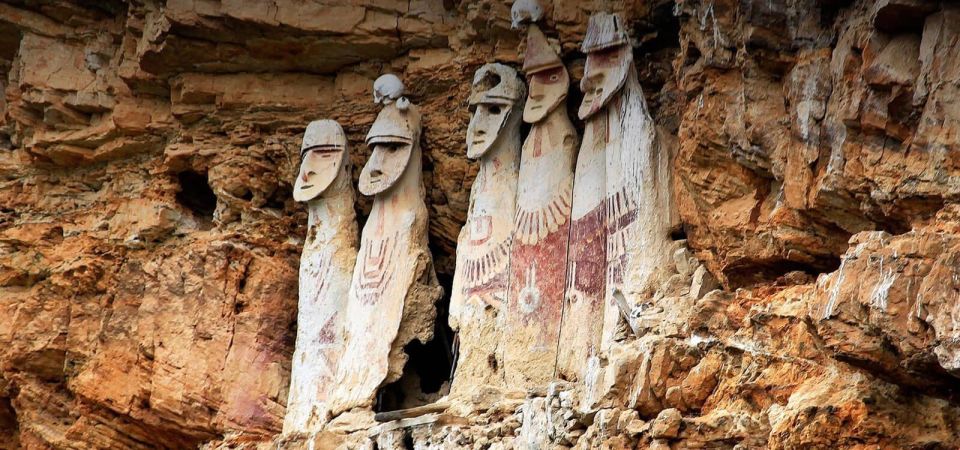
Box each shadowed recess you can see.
[375,273,455,412]
[175,170,217,219]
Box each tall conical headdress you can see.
[522,25,563,74]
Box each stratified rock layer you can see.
[1,0,958,449]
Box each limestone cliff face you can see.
[0,1,958,449]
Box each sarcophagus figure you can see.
[503,11,578,389]
[557,44,612,382]
[328,76,443,417]
[284,120,358,433]
[449,64,525,395]
[579,13,673,358]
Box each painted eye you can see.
[549,74,560,82]
[489,105,502,114]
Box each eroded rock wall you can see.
[1,0,958,449]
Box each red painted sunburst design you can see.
[514,183,573,245]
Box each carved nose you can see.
[370,170,383,178]
[302,170,315,182]
[529,83,543,98]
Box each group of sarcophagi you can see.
[284,7,673,433]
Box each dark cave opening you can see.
[175,170,217,219]
[375,273,455,413]
[670,223,688,241]
[635,1,681,55]
[0,395,19,450]
[725,255,842,289]
[264,185,292,210]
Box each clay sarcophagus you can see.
[284,120,359,433]
[557,44,612,382]
[502,17,578,389]
[328,76,442,417]
[579,13,673,379]
[449,64,525,395]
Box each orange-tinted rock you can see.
[2,0,960,448]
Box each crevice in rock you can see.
[0,134,13,152]
[0,22,21,77]
[872,1,937,34]
[375,273,455,412]
[636,1,681,55]
[565,67,586,133]
[869,196,945,236]
[264,185,291,210]
[817,0,855,29]
[633,1,682,129]
[868,214,913,236]
[0,22,22,153]
[670,224,688,241]
[175,170,217,220]
[725,256,841,288]
[832,352,960,402]
[0,395,19,450]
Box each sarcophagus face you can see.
[579,13,633,120]
[294,120,349,202]
[359,103,419,196]
[522,25,569,124]
[467,64,525,159]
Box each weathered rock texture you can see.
[1,0,960,449]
